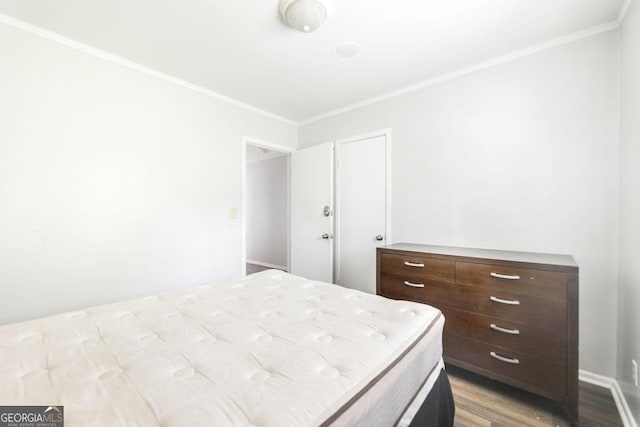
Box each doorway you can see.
[242,138,293,276]
[289,130,391,293]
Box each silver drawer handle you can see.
[403,280,425,288]
[404,261,425,268]
[490,351,520,364]
[490,272,520,280]
[490,296,520,305]
[490,324,520,335]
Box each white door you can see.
[336,135,387,294]
[290,142,334,282]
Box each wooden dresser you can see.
[376,243,579,425]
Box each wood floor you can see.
[448,365,623,427]
[246,263,286,275]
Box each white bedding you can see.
[0,270,444,426]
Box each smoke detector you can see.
[335,42,362,60]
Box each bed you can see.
[0,270,454,426]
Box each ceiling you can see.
[0,0,624,123]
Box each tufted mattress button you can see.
[138,333,158,342]
[369,332,386,341]
[318,335,333,343]
[98,368,123,381]
[199,336,217,344]
[80,337,99,345]
[173,366,195,379]
[320,366,340,379]
[256,334,272,343]
[250,370,271,382]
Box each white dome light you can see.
[279,0,328,33]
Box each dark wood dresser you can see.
[376,243,579,425]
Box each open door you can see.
[335,134,388,294]
[290,142,334,282]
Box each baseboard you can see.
[579,370,638,427]
[246,260,288,272]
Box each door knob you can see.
[376,235,384,241]
[322,233,333,239]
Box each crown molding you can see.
[618,0,633,26]
[0,9,627,130]
[0,12,298,127]
[298,20,619,126]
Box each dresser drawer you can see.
[380,252,455,283]
[455,285,566,331]
[456,262,567,300]
[379,272,453,306]
[441,306,566,364]
[380,275,566,331]
[444,334,566,401]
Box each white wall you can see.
[299,32,620,376]
[246,155,288,267]
[618,0,640,419]
[0,22,296,325]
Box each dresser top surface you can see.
[380,243,578,268]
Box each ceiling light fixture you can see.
[279,0,328,33]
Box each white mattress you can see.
[0,270,444,426]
